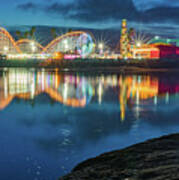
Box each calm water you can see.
[0,68,179,179]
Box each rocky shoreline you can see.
[61,134,179,180]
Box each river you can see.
[0,68,179,179]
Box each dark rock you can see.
[60,134,179,180]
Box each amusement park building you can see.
[157,45,179,58]
[132,45,160,59]
[132,44,179,59]
[0,27,95,58]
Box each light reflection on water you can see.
[0,68,179,179]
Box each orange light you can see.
[53,52,64,60]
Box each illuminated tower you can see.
[120,19,129,58]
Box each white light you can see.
[4,46,8,52]
[98,82,103,104]
[65,44,69,49]
[32,46,36,52]
[31,80,35,99]
[154,96,158,105]
[98,43,104,49]
[63,83,68,101]
[136,42,141,47]
[64,40,68,45]
[63,40,69,50]
[136,91,140,105]
[30,42,35,46]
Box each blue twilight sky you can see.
[1,0,179,28]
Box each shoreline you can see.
[61,133,179,180]
[1,59,179,73]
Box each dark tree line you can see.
[15,27,36,39]
[16,27,73,40]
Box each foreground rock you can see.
[61,134,179,180]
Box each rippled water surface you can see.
[0,68,179,179]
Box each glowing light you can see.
[167,39,171,43]
[0,28,96,59]
[31,46,36,52]
[155,36,160,40]
[0,27,21,54]
[64,54,80,60]
[133,31,151,47]
[165,93,169,104]
[136,91,140,105]
[30,42,35,46]
[65,44,68,49]
[31,79,35,99]
[98,82,103,104]
[4,76,8,98]
[98,43,104,49]
[77,33,94,57]
[42,71,45,91]
[154,96,158,105]
[63,39,69,51]
[4,46,9,52]
[136,42,141,47]
[63,39,68,45]
[63,83,68,101]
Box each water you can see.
[0,68,179,180]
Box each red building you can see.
[131,44,179,59]
[155,45,179,58]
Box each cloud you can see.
[135,0,179,11]
[143,7,179,23]
[16,0,139,23]
[45,2,73,14]
[16,0,179,25]
[17,2,39,11]
[68,0,138,22]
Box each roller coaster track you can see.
[0,27,95,55]
[0,27,21,53]
[42,31,95,54]
[16,39,44,50]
